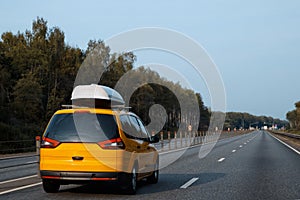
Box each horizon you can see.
[1,0,300,120]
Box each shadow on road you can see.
[57,172,226,196]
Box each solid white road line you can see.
[268,132,300,155]
[0,182,42,195]
[180,178,199,189]
[0,175,38,185]
[232,150,236,153]
[218,158,225,162]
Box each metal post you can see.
[168,131,171,150]
[180,131,182,148]
[35,136,41,177]
[160,132,164,150]
[174,131,177,149]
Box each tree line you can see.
[224,112,288,131]
[0,17,289,153]
[0,17,210,150]
[286,101,300,132]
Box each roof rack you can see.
[61,105,89,109]
[111,105,131,111]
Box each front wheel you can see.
[42,179,60,193]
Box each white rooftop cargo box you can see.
[71,84,125,108]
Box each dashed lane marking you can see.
[218,158,225,162]
[180,178,199,189]
[232,150,236,153]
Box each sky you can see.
[1,0,300,120]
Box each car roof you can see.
[54,108,136,117]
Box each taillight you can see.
[98,138,125,150]
[40,137,61,148]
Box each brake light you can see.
[98,138,125,150]
[40,137,61,148]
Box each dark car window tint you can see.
[120,115,143,139]
[120,115,134,137]
[137,118,150,139]
[44,113,119,142]
[129,116,142,138]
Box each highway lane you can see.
[0,156,37,170]
[0,131,299,199]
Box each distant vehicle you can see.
[37,84,159,194]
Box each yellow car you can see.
[38,85,159,194]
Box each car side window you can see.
[128,115,142,139]
[136,118,150,140]
[120,115,140,139]
[120,115,131,136]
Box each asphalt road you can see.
[0,131,299,200]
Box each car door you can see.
[127,115,150,173]
[136,117,157,173]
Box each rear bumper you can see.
[40,170,119,182]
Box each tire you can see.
[147,160,159,184]
[127,166,137,194]
[42,179,60,193]
[120,164,137,195]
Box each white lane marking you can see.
[218,158,225,162]
[0,175,38,185]
[25,161,37,164]
[180,178,199,189]
[268,132,300,155]
[0,182,42,195]
[239,145,243,148]
[244,143,247,145]
[232,150,236,153]
[0,154,36,161]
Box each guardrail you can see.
[269,130,300,140]
[0,140,36,154]
[156,130,251,152]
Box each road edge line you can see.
[268,132,300,155]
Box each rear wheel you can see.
[147,160,159,184]
[120,164,137,195]
[127,166,137,194]
[42,179,60,193]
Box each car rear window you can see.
[44,113,119,143]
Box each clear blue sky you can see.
[1,0,300,120]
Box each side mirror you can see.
[149,134,160,143]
